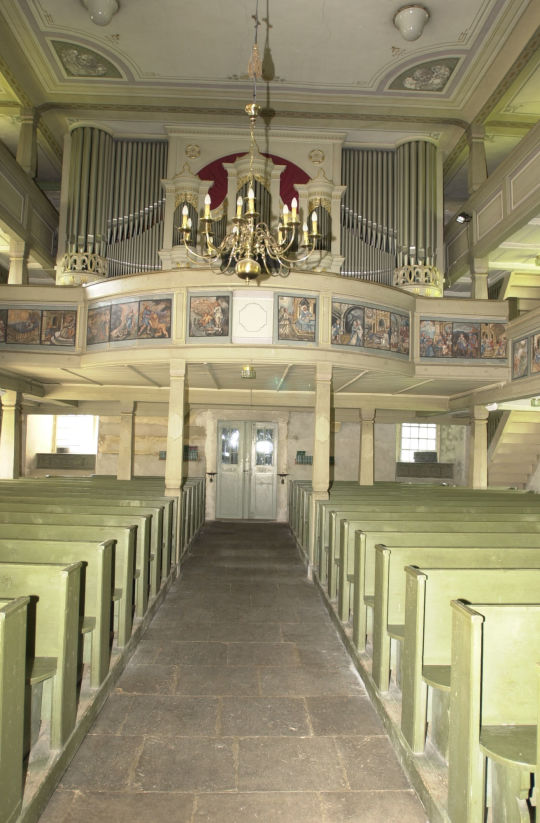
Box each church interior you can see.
[0,0,540,820]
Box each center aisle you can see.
[41,521,428,822]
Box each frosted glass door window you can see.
[221,427,240,465]
[255,427,274,466]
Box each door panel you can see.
[216,423,244,519]
[216,421,277,520]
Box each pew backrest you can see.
[0,561,81,748]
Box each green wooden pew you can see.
[372,544,540,693]
[0,539,113,688]
[318,496,540,581]
[0,562,81,750]
[0,596,29,823]
[0,483,171,575]
[335,507,540,621]
[0,507,156,602]
[0,523,139,632]
[448,602,540,823]
[352,527,540,656]
[401,564,540,755]
[0,496,161,593]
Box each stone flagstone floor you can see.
[40,520,429,822]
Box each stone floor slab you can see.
[321,791,429,822]
[237,737,348,791]
[306,696,385,736]
[220,696,310,736]
[194,792,324,822]
[134,737,236,792]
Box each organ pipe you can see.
[340,147,396,283]
[65,126,114,260]
[395,140,437,268]
[106,139,167,276]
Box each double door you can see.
[216,421,277,520]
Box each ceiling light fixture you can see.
[456,212,472,224]
[393,5,430,41]
[177,1,320,281]
[485,402,498,412]
[83,0,119,26]
[241,365,256,379]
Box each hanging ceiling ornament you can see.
[177,1,320,281]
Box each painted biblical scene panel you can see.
[480,323,507,359]
[277,295,317,343]
[41,310,77,346]
[138,299,172,339]
[331,301,364,347]
[364,307,391,350]
[188,295,230,338]
[87,306,111,345]
[110,302,139,342]
[419,320,453,357]
[512,337,529,379]
[0,309,6,343]
[6,309,41,344]
[452,322,480,358]
[390,312,410,354]
[532,334,540,375]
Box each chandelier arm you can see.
[180,236,221,266]
[267,238,321,266]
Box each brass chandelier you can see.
[177,2,320,281]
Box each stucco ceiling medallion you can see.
[389,58,459,92]
[51,40,122,78]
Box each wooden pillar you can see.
[8,238,29,285]
[16,108,38,178]
[470,406,488,489]
[467,125,487,195]
[165,360,186,495]
[471,257,489,300]
[117,402,135,481]
[308,363,332,567]
[0,391,23,479]
[358,407,375,486]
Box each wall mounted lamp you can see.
[83,0,119,26]
[393,5,430,41]
[456,212,472,224]
[241,365,256,379]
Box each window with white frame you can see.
[55,415,98,454]
[399,423,438,463]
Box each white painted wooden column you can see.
[358,407,375,486]
[308,363,332,568]
[470,406,488,489]
[0,391,23,479]
[165,360,186,495]
[117,402,135,481]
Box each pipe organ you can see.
[57,128,441,295]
